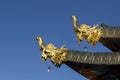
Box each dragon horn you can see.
[36,36,45,50]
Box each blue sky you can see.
[0,0,120,80]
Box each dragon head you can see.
[36,36,67,67]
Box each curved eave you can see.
[65,50,120,65]
[100,24,120,52]
[64,50,120,79]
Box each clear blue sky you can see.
[0,0,120,80]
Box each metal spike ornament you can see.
[48,66,51,72]
[84,46,87,51]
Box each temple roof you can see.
[36,22,120,80]
[63,24,120,79]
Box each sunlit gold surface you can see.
[72,16,103,46]
[36,36,67,67]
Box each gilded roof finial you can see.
[36,36,67,67]
[71,16,103,46]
